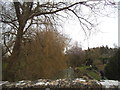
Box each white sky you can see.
[62,2,118,50]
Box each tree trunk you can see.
[12,29,23,57]
[5,2,30,81]
[6,22,26,81]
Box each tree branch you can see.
[67,8,94,37]
[3,35,12,55]
[23,18,34,34]
[29,1,87,19]
[13,1,22,24]
[2,31,17,36]
[1,20,18,29]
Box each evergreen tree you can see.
[104,48,120,81]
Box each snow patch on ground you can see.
[98,80,119,88]
[0,81,9,86]
[34,82,45,86]
[73,78,86,83]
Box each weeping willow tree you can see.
[4,28,69,81]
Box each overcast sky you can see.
[62,2,118,50]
